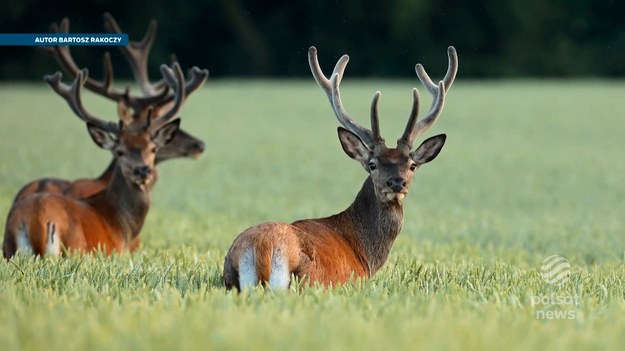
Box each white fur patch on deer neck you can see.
[268,248,290,290]
[238,248,257,290]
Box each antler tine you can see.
[147,65,208,111]
[415,81,446,135]
[102,52,114,91]
[415,46,458,95]
[399,82,446,149]
[151,62,186,128]
[397,88,420,148]
[370,92,384,144]
[103,13,167,96]
[399,47,457,149]
[309,47,376,149]
[184,66,209,97]
[308,46,349,104]
[44,70,119,133]
[329,73,376,148]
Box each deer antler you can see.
[102,13,208,108]
[42,19,118,98]
[42,16,209,113]
[310,46,457,150]
[103,12,167,96]
[183,66,209,97]
[309,46,380,149]
[44,70,119,134]
[42,18,170,110]
[397,46,458,149]
[151,62,186,128]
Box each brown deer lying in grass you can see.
[223,46,458,290]
[13,14,208,203]
[3,66,185,258]
[6,15,209,255]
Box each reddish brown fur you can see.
[5,193,123,256]
[5,16,208,258]
[225,220,372,288]
[222,146,437,290]
[14,175,108,203]
[292,218,369,284]
[223,212,372,289]
[222,146,413,290]
[223,46,456,291]
[9,119,203,254]
[3,118,180,259]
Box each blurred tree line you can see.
[0,0,624,80]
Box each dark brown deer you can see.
[3,66,184,258]
[223,46,458,290]
[14,15,208,202]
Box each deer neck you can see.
[96,159,117,183]
[337,176,404,275]
[92,165,152,243]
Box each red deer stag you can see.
[223,46,457,290]
[3,65,184,258]
[13,14,208,202]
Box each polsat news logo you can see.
[540,255,571,285]
[532,255,579,320]
[0,33,128,46]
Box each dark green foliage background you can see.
[1,0,624,80]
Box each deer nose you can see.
[192,141,205,153]
[133,166,152,179]
[386,177,406,192]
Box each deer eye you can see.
[409,163,417,171]
[151,147,157,153]
[115,149,125,157]
[368,162,377,171]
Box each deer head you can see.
[309,46,458,204]
[44,66,184,190]
[87,114,180,190]
[42,14,208,163]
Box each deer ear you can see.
[87,123,116,150]
[411,134,446,164]
[338,127,370,165]
[152,118,180,147]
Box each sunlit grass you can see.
[1,80,624,350]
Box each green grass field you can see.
[0,79,624,350]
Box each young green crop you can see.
[1,80,624,350]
